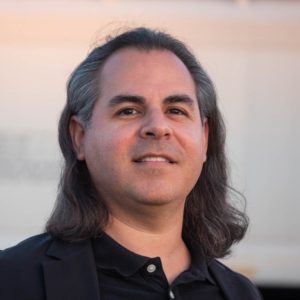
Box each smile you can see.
[134,154,176,164]
[140,156,169,162]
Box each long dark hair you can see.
[46,27,248,258]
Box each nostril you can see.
[145,131,156,136]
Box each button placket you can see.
[169,289,175,299]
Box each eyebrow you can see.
[108,95,145,107]
[163,94,195,109]
[108,94,195,109]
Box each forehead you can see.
[97,48,197,102]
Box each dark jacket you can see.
[0,233,262,300]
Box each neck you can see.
[103,209,191,283]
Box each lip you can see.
[133,153,176,164]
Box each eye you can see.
[117,108,140,116]
[167,108,186,115]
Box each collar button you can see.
[146,264,156,273]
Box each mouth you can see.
[133,154,176,164]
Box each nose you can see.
[139,110,172,139]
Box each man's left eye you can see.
[168,108,186,115]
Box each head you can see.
[46,27,248,258]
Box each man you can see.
[0,27,262,299]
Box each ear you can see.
[202,119,209,162]
[69,116,86,161]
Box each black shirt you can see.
[92,233,225,300]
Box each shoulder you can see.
[208,259,263,300]
[0,233,54,278]
[0,233,55,299]
[0,233,53,264]
[209,259,256,287]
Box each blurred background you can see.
[1,0,299,298]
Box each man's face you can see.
[71,48,208,217]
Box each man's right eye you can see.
[118,108,139,116]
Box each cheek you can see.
[181,130,207,177]
[86,128,132,164]
[179,127,206,154]
[190,125,207,156]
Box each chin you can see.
[136,198,174,207]
[132,190,185,207]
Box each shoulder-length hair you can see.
[46,27,248,258]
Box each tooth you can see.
[142,157,168,162]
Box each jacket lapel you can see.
[208,260,262,300]
[209,260,237,300]
[42,239,100,300]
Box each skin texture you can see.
[70,48,209,282]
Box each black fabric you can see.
[0,233,263,300]
[92,233,224,299]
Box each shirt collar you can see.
[186,241,216,285]
[92,232,151,277]
[92,232,215,284]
